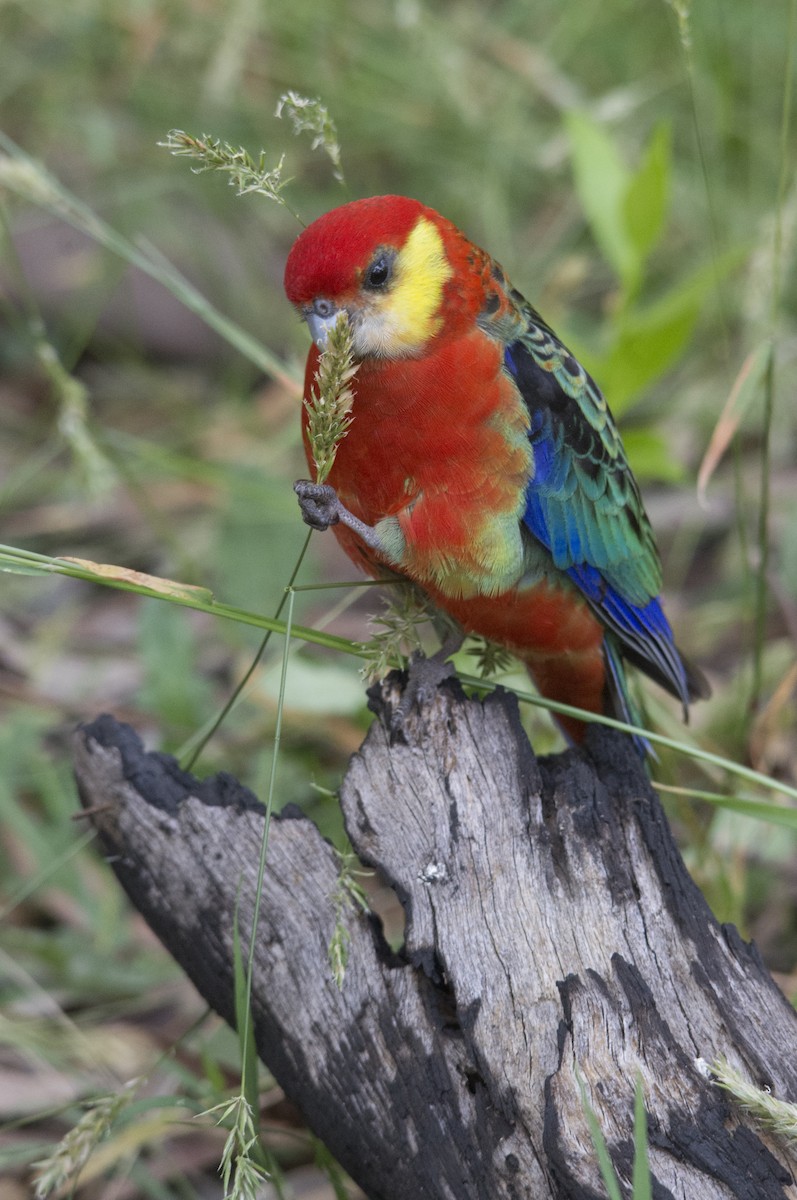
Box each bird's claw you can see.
[391,634,463,734]
[294,479,341,531]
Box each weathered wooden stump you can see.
[73,674,797,1199]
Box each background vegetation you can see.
[1,0,795,1195]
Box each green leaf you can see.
[577,245,746,415]
[623,124,671,281]
[566,110,635,288]
[622,428,684,484]
[593,292,700,414]
[0,560,52,576]
[0,543,363,659]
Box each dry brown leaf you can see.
[697,339,772,506]
[60,559,213,604]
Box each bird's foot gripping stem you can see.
[392,629,464,734]
[294,478,464,731]
[294,480,383,553]
[293,480,341,531]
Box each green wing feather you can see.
[506,306,662,607]
[492,293,705,708]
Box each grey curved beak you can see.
[306,309,343,350]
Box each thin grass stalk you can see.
[3,539,797,812]
[180,533,311,770]
[203,591,298,1200]
[750,0,795,713]
[238,587,295,1108]
[750,342,776,714]
[0,828,97,922]
[0,134,299,391]
[664,0,732,351]
[576,1066,623,1200]
[632,1076,653,1200]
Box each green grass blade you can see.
[224,587,299,1199]
[232,900,260,1120]
[632,1075,652,1200]
[231,910,275,1193]
[458,672,797,809]
[231,589,297,1200]
[4,542,797,818]
[576,1068,623,1200]
[750,340,776,716]
[0,133,299,391]
[0,544,361,658]
[312,1137,351,1200]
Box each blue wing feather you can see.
[504,336,693,711]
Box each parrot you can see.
[283,195,708,745]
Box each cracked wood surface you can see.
[73,676,797,1199]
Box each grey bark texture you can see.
[72,674,797,1200]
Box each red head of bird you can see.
[284,195,486,359]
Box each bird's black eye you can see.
[365,255,392,289]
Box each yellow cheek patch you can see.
[360,217,453,356]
